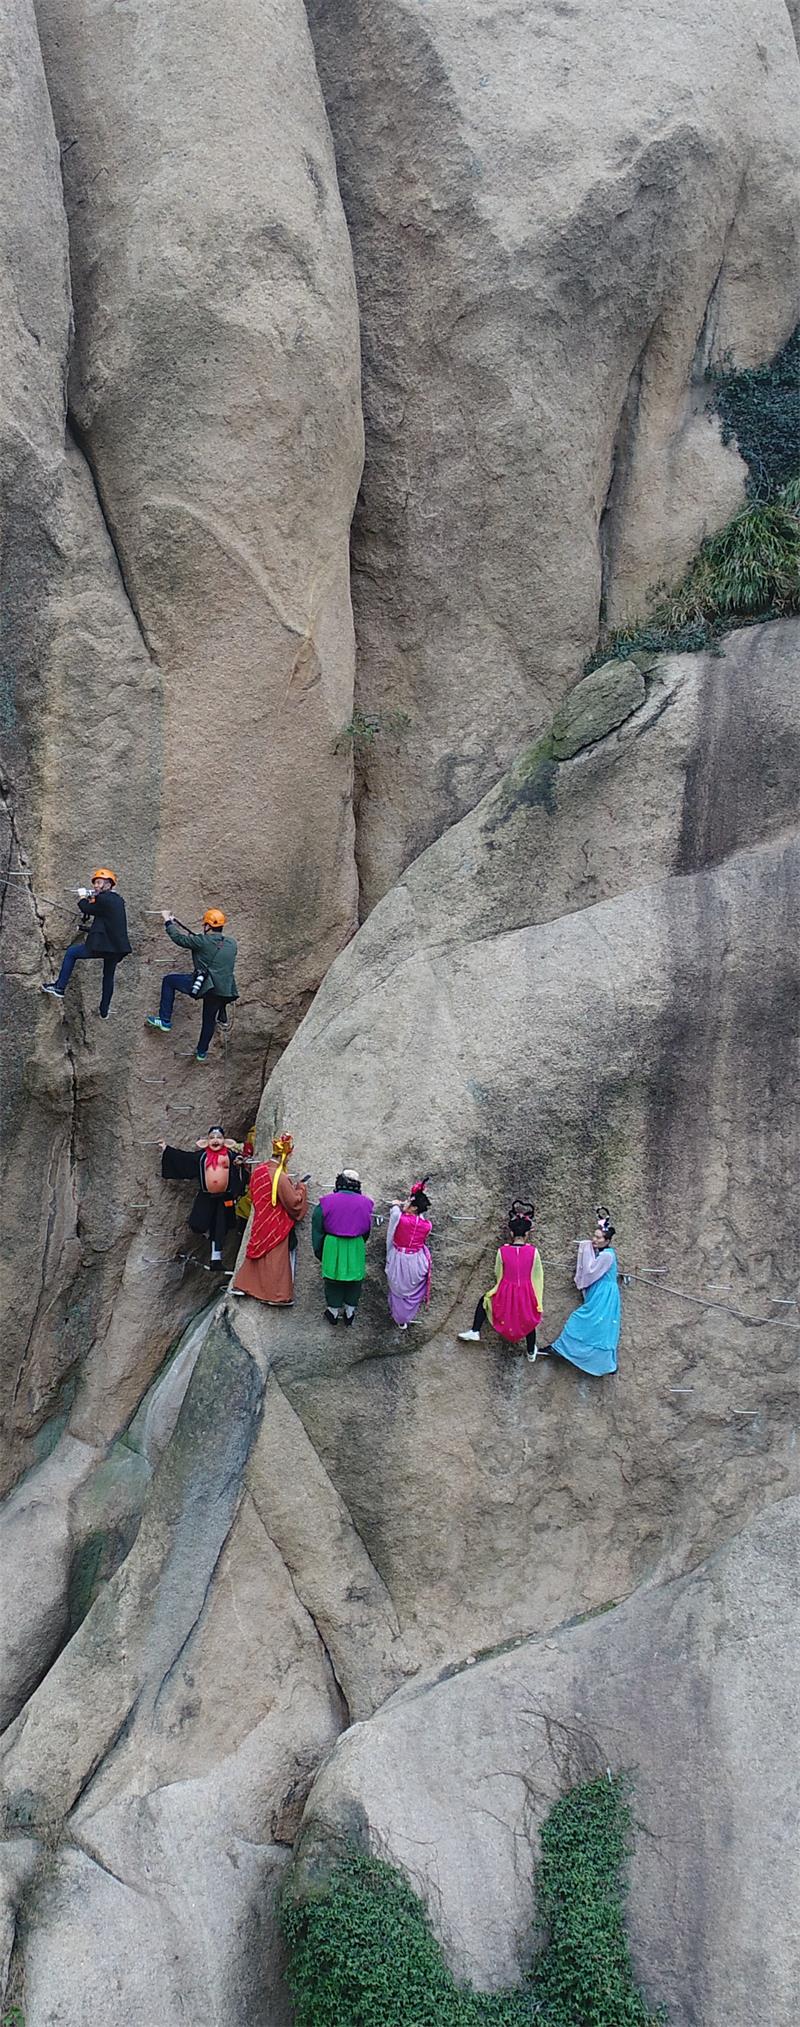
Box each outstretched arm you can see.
[165,919,199,953]
[575,1242,614,1289]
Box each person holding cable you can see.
[145,906,238,1062]
[41,867,131,1017]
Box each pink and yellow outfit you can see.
[484,1243,544,1343]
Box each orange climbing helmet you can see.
[202,907,226,930]
[91,867,117,885]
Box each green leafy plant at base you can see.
[281,1773,664,2027]
[586,481,799,672]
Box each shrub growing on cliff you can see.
[587,323,800,670]
[281,1773,664,2026]
[587,480,800,671]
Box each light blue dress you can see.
[552,1244,620,1375]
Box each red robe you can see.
[232,1159,307,1304]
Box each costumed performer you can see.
[231,1132,307,1304]
[385,1180,432,1329]
[537,1211,620,1373]
[160,1127,249,1269]
[458,1199,544,1362]
[312,1169,374,1325]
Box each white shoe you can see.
[457,1329,481,1343]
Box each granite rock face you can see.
[1,4,798,2022]
[2,0,363,1498]
[232,620,800,1666]
[294,1498,800,2027]
[307,0,800,903]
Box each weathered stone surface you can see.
[307,0,800,903]
[232,621,800,1664]
[0,1309,342,2023]
[550,658,646,760]
[2,0,364,1500]
[35,0,363,1043]
[0,1436,98,1731]
[295,1498,800,2027]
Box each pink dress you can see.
[385,1205,432,1326]
[484,1244,543,1343]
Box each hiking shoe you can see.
[145,1016,171,1032]
[324,1308,339,1326]
[457,1329,481,1343]
[40,983,65,999]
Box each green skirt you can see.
[321,1232,366,1284]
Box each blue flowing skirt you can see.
[553,1263,620,1375]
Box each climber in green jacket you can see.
[145,907,239,1061]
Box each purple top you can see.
[319,1190,374,1238]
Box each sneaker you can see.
[195,1050,209,1063]
[40,983,65,999]
[525,1348,538,1363]
[145,1016,172,1032]
[343,1308,356,1326]
[324,1308,339,1326]
[216,1008,229,1030]
[457,1329,481,1343]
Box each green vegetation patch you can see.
[587,323,800,670]
[711,325,800,501]
[587,480,799,671]
[282,1773,664,2026]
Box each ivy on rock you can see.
[281,1773,665,2026]
[587,323,800,670]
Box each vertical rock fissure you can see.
[64,416,156,662]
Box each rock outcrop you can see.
[237,620,799,1662]
[307,0,800,904]
[293,1497,800,2027]
[4,621,797,2021]
[2,0,363,1496]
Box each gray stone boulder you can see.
[295,1497,800,2027]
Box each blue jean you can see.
[158,972,225,1053]
[55,942,121,1015]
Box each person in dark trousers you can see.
[41,868,131,1017]
[457,1200,544,1362]
[145,906,238,1061]
[159,1127,250,1269]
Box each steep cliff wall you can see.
[1,0,362,1498]
[307,0,800,905]
[1,4,798,2023]
[3,621,797,2023]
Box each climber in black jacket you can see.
[41,867,132,1017]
